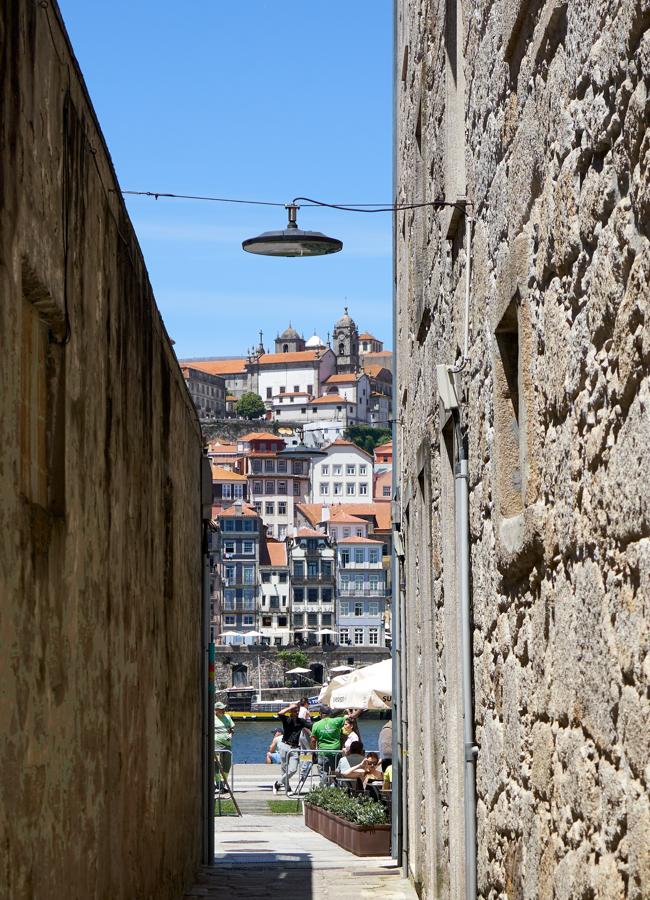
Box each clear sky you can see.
[58,1,393,360]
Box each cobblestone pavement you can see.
[183,765,416,900]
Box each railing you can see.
[279,748,343,796]
[337,588,387,597]
[338,561,382,570]
[214,749,238,816]
[291,574,334,584]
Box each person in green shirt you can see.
[214,701,235,792]
[311,706,361,784]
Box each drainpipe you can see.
[454,415,478,900]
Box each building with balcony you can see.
[258,536,291,646]
[211,465,247,514]
[335,536,386,648]
[216,501,261,643]
[241,432,311,539]
[288,529,336,645]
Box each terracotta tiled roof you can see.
[183,358,248,376]
[338,535,383,544]
[219,502,259,518]
[240,432,284,442]
[211,465,247,482]
[324,374,357,384]
[256,350,323,365]
[375,441,392,453]
[297,502,391,531]
[296,527,326,538]
[359,332,379,341]
[323,437,372,457]
[364,364,392,379]
[259,537,288,566]
[311,394,347,405]
[364,351,393,359]
[208,441,238,453]
[329,511,367,524]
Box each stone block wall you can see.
[0,3,203,898]
[395,1,649,897]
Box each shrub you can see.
[304,785,388,826]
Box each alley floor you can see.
[183,764,416,900]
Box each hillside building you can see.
[310,438,373,505]
[288,529,336,645]
[180,366,226,420]
[258,537,291,646]
[240,433,310,539]
[217,502,261,644]
[336,536,387,648]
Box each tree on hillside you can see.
[344,424,391,454]
[236,392,265,420]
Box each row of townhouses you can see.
[208,435,393,649]
[180,308,393,434]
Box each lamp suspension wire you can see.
[119,189,469,216]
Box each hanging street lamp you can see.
[242,203,343,257]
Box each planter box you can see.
[304,802,391,857]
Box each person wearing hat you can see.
[214,701,235,793]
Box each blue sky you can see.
[59,1,393,359]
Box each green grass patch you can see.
[214,799,238,816]
[267,799,303,815]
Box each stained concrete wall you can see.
[0,2,203,897]
[395,1,649,897]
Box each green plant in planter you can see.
[304,785,388,826]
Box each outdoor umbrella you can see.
[219,631,242,637]
[244,630,263,637]
[285,667,312,675]
[318,658,392,710]
[329,664,354,673]
[317,628,337,635]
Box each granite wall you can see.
[0,2,204,897]
[395,1,649,897]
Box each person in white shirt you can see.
[297,697,312,724]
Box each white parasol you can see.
[285,667,312,675]
[318,658,392,710]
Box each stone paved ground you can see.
[183,765,416,900]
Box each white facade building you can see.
[336,536,386,648]
[322,373,371,423]
[310,439,373,505]
[253,349,336,411]
[259,538,291,646]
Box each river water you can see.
[230,717,385,764]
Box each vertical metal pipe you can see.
[201,519,213,864]
[454,426,477,900]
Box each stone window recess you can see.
[494,293,531,519]
[20,265,66,515]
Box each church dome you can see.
[278,324,301,341]
[306,333,324,348]
[335,307,354,328]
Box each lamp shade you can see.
[243,203,343,257]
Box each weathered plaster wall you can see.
[0,2,203,898]
[396,0,649,897]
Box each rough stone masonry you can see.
[0,2,204,898]
[395,1,649,898]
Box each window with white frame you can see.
[224,616,235,626]
[277,459,287,472]
[253,480,262,494]
[320,483,329,495]
[278,502,287,515]
[334,483,342,495]
[264,459,274,472]
[346,464,356,476]
[382,486,391,497]
[223,541,235,555]
[354,602,363,617]
[359,483,368,496]
[265,502,274,515]
[243,540,254,554]
[354,628,364,645]
[346,483,355,496]
[356,528,363,537]
[321,464,329,475]
[265,480,275,494]
[368,600,379,616]
[293,481,301,495]
[359,465,367,475]
[369,576,379,593]
[333,464,342,475]
[343,527,351,538]
[354,549,364,564]
[243,615,254,626]
[368,628,379,645]
[233,484,244,499]
[278,480,287,494]
[243,565,255,584]
[369,549,379,564]
[222,483,232,499]
[339,601,349,616]
[339,628,350,644]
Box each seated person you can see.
[336,741,365,774]
[341,718,361,755]
[337,751,383,788]
[266,728,282,765]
